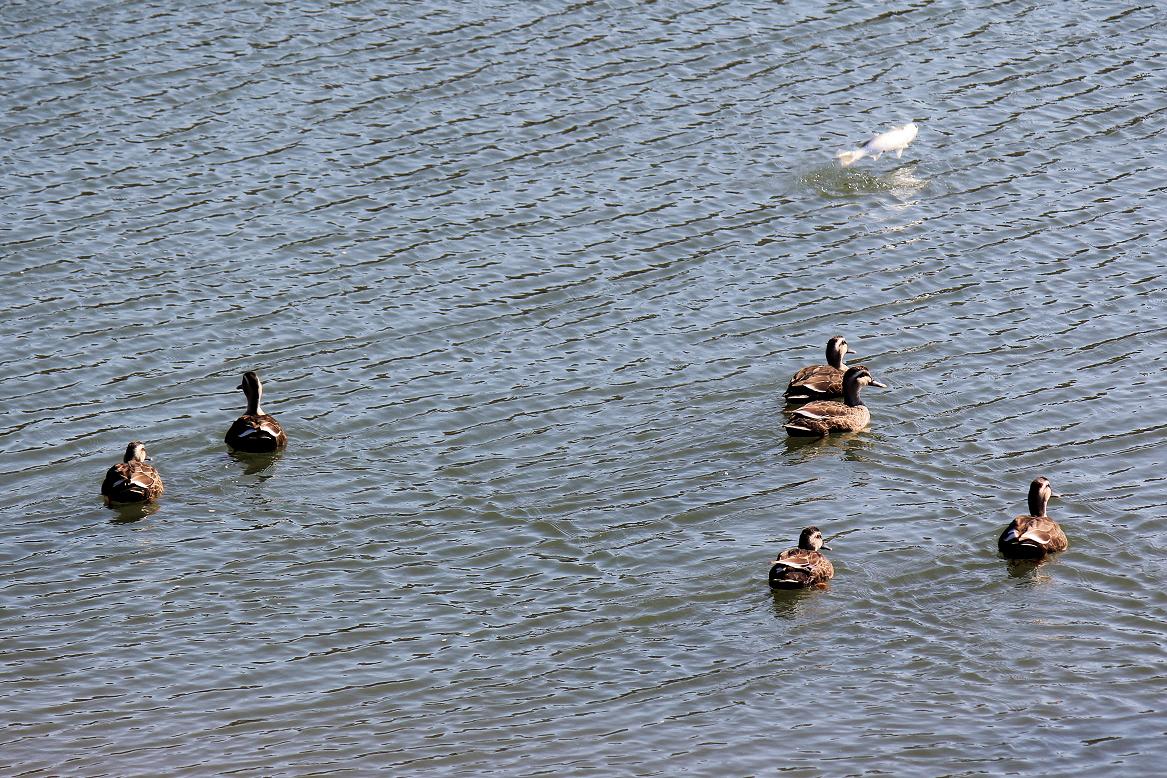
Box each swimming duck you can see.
[225,371,287,453]
[769,526,835,588]
[998,476,1067,559]
[784,365,886,437]
[101,441,164,504]
[784,335,856,403]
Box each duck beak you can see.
[869,380,888,388]
[820,544,832,551]
[846,347,857,355]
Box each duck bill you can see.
[869,380,888,388]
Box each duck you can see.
[998,476,1067,559]
[784,335,856,403]
[784,365,886,437]
[769,526,835,588]
[101,441,164,504]
[225,371,288,453]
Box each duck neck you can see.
[842,380,864,408]
[1027,485,1048,517]
[247,386,263,416]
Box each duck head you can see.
[122,440,148,463]
[797,526,830,552]
[1027,476,1057,517]
[841,365,887,406]
[238,371,265,415]
[826,336,857,370]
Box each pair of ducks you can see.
[100,372,286,505]
[782,336,885,437]
[770,477,1068,588]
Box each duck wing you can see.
[226,414,287,452]
[785,365,843,401]
[102,462,163,502]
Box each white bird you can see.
[836,122,918,167]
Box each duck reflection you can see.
[769,587,820,619]
[1002,555,1058,586]
[228,449,284,477]
[106,500,160,524]
[782,430,877,464]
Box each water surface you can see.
[3,0,1166,774]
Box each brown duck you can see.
[225,371,288,453]
[998,476,1067,559]
[101,441,164,504]
[784,335,856,403]
[769,526,835,588]
[784,365,886,437]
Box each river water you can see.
[3,1,1166,774]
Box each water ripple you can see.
[3,0,1167,775]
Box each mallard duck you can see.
[769,526,835,588]
[101,441,164,504]
[784,365,886,437]
[784,336,856,403]
[225,371,287,453]
[998,476,1067,559]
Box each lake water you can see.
[3,1,1166,774]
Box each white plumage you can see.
[837,122,918,167]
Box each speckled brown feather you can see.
[784,364,845,402]
[998,515,1068,558]
[769,547,835,588]
[101,460,164,504]
[785,401,871,436]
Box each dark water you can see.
[3,1,1166,774]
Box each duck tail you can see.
[769,563,812,589]
[784,423,820,437]
[1004,542,1048,560]
[784,385,825,403]
[836,148,865,167]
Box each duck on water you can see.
[784,365,887,437]
[998,476,1067,559]
[784,335,856,403]
[769,526,835,589]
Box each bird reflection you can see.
[228,449,283,477]
[796,162,928,199]
[106,500,160,524]
[1002,556,1057,586]
[769,587,822,619]
[781,430,876,464]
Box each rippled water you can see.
[3,0,1166,774]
